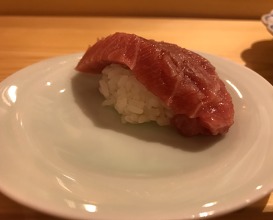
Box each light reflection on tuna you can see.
[225,80,243,99]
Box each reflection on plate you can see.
[0,53,273,220]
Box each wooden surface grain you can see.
[0,15,273,219]
[1,0,272,19]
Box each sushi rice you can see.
[99,64,173,126]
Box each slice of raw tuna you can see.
[76,32,234,136]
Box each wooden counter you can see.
[0,15,273,220]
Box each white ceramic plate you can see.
[0,52,273,220]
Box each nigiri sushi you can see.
[76,32,234,136]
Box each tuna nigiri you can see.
[76,32,234,136]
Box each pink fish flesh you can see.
[76,32,234,136]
